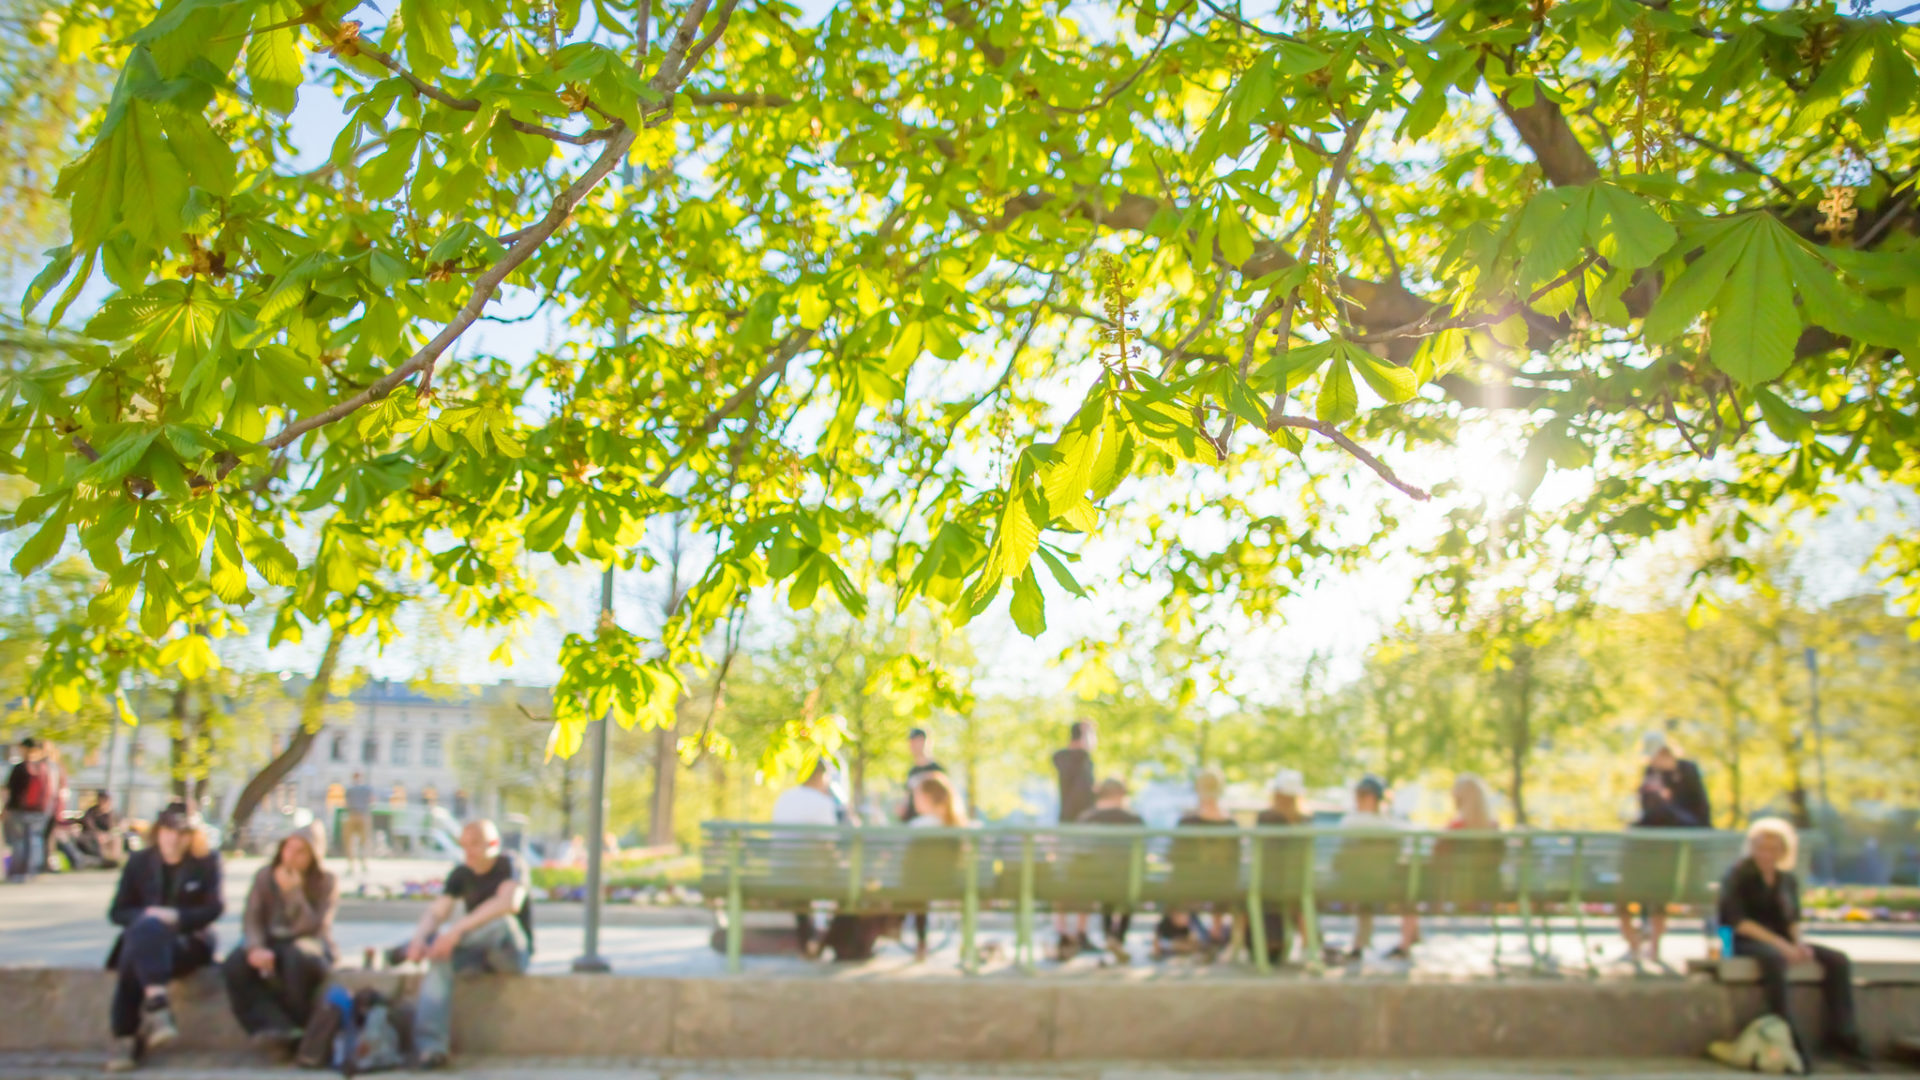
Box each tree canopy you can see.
[5,0,1918,756]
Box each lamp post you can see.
[572,565,614,974]
[1804,646,1832,824]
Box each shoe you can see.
[1383,943,1415,961]
[104,1036,140,1073]
[138,999,178,1050]
[417,1050,451,1070]
[249,1028,298,1056]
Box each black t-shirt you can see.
[82,805,116,832]
[1256,809,1304,826]
[160,861,183,907]
[1078,806,1143,825]
[901,761,947,822]
[1053,748,1095,823]
[1718,858,1799,940]
[444,853,533,949]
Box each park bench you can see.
[699,822,1742,974]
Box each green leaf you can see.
[1315,357,1357,424]
[21,246,74,319]
[1034,545,1087,598]
[209,517,252,603]
[246,1,305,115]
[120,104,189,244]
[1588,183,1675,270]
[1644,219,1757,342]
[1708,228,1797,386]
[1218,204,1254,268]
[9,505,68,576]
[235,516,299,585]
[1351,350,1418,403]
[403,0,457,71]
[1009,566,1047,637]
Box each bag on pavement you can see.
[1707,1014,1806,1075]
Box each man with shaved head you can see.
[403,820,531,1068]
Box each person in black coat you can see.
[104,803,223,1072]
[1618,729,1712,964]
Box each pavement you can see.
[5,860,1919,979]
[0,1055,1832,1079]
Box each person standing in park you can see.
[103,803,224,1072]
[1718,818,1868,1068]
[1051,720,1097,958]
[1080,777,1143,963]
[898,727,946,822]
[1620,730,1711,964]
[341,772,375,877]
[402,820,531,1069]
[222,827,337,1050]
[5,736,55,880]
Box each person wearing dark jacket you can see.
[104,803,223,1072]
[5,737,55,880]
[1720,817,1868,1067]
[1619,730,1711,964]
[222,827,338,1048]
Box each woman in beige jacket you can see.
[221,827,338,1047]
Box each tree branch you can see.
[1268,417,1432,501]
[266,0,740,453]
[648,328,813,488]
[345,35,619,145]
[1677,133,1795,199]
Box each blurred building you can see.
[51,679,548,829]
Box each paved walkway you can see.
[6,863,1918,979]
[0,1054,1792,1079]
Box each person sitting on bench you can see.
[401,820,531,1069]
[1720,817,1868,1069]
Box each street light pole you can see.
[572,565,615,974]
[1804,646,1832,825]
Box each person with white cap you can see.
[1251,771,1311,965]
[1259,770,1309,827]
[1619,728,1712,965]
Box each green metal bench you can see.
[700,822,1741,974]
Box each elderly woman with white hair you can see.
[1719,817,1868,1067]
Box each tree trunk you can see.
[1508,655,1534,826]
[645,516,688,849]
[168,685,190,802]
[227,627,346,850]
[647,722,678,847]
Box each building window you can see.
[330,733,347,763]
[423,733,443,767]
[392,732,411,766]
[362,734,379,765]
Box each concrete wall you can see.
[2,968,1912,1062]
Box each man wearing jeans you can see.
[5,738,54,880]
[402,820,530,1068]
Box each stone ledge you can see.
[1,968,1912,1063]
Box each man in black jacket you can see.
[1619,730,1712,965]
[5,737,54,880]
[104,803,224,1072]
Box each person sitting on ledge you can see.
[1720,817,1869,1069]
[223,826,337,1052]
[104,803,224,1072]
[399,820,531,1070]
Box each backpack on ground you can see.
[296,986,414,1074]
[1708,1014,1806,1075]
